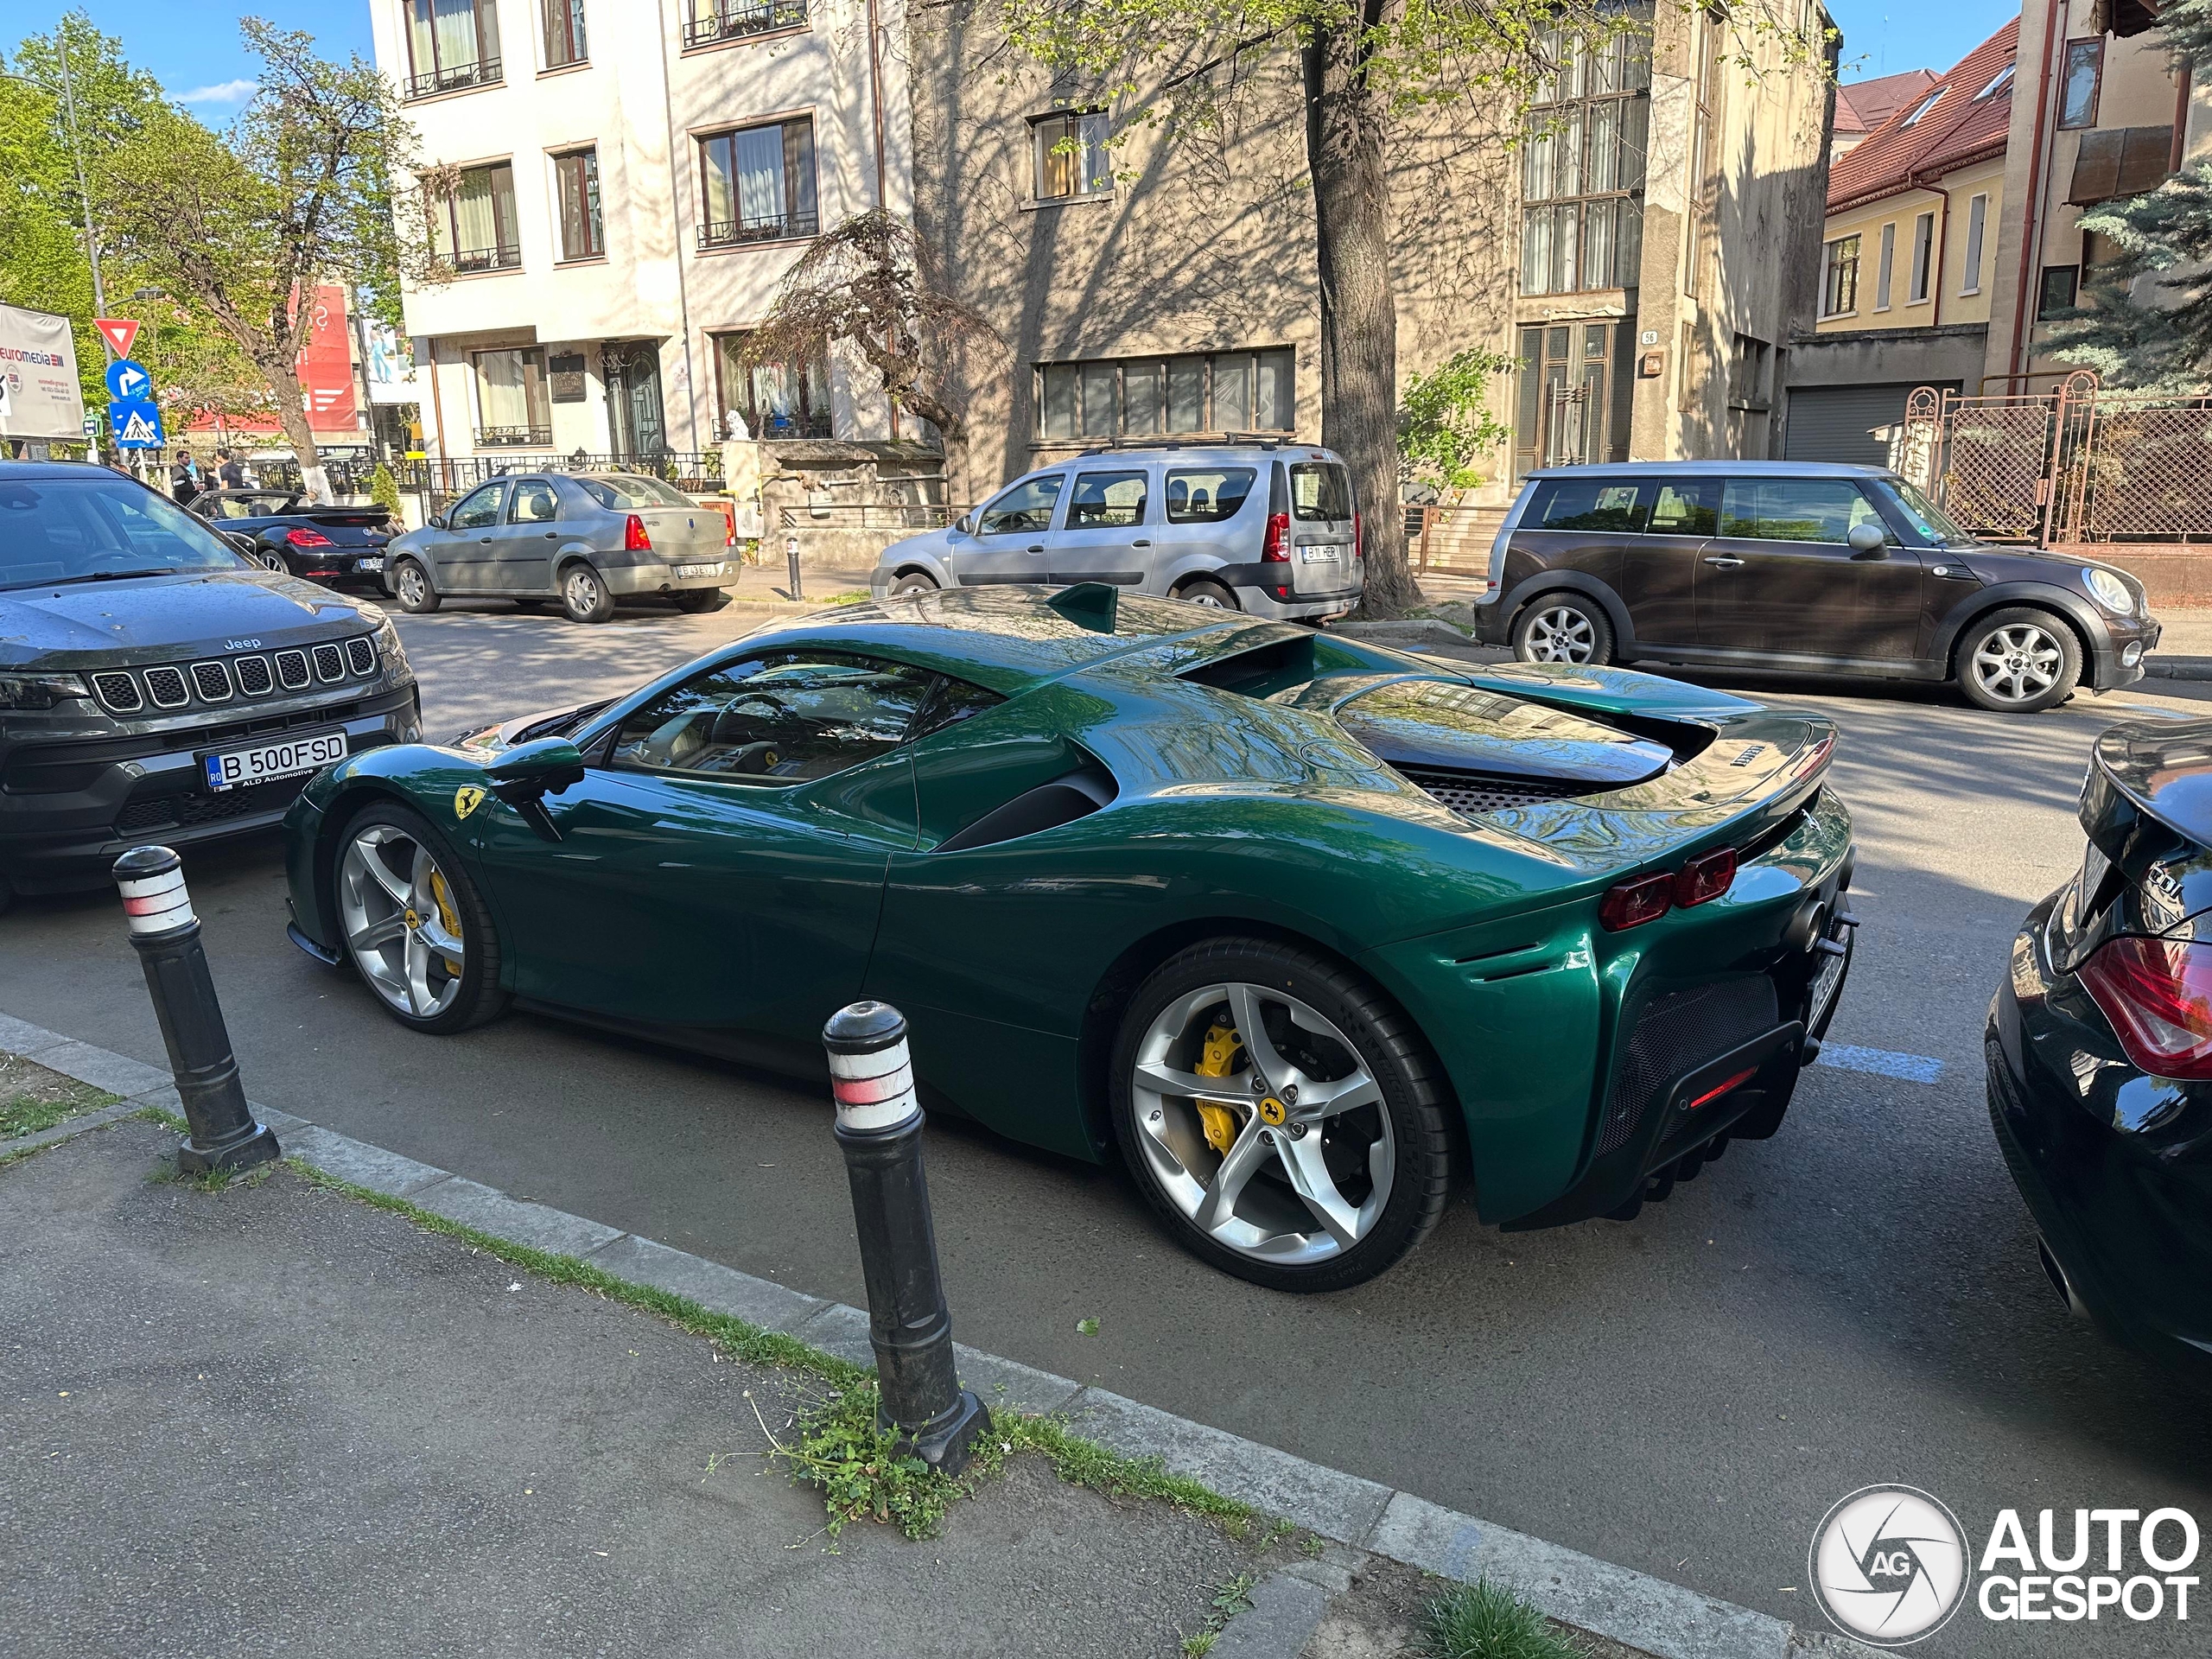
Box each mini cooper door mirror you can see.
[1847,523,1888,557]
[484,737,587,841]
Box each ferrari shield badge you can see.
[454,785,486,821]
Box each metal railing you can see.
[779,503,961,531]
[393,451,728,498]
[404,56,501,99]
[476,425,554,448]
[742,410,833,440]
[449,243,522,274]
[698,208,819,249]
[1403,504,1508,572]
[682,0,808,48]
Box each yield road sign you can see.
[94,318,140,358]
[105,359,153,401]
[110,397,166,448]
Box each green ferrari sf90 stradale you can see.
[283,584,1855,1290]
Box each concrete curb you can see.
[1330,618,1485,652]
[5,1013,1878,1659]
[2145,656,2212,682]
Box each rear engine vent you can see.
[236,655,274,696]
[1395,765,1585,818]
[190,661,233,702]
[312,643,346,683]
[274,649,310,690]
[345,635,377,676]
[143,666,190,709]
[92,671,143,713]
[1599,977,1779,1156]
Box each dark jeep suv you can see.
[0,462,422,911]
[1473,461,2160,713]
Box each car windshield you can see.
[1877,478,1972,547]
[0,474,247,590]
[577,474,694,510]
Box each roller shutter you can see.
[1782,383,1936,466]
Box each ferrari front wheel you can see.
[1111,938,1452,1291]
[334,800,508,1034]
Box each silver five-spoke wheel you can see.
[340,823,467,1020]
[1521,603,1597,664]
[1969,622,2063,705]
[1128,982,1394,1267]
[395,563,428,607]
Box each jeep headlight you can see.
[0,671,92,710]
[2085,568,2134,614]
[372,616,405,670]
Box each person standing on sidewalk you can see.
[168,449,204,505]
[216,448,249,490]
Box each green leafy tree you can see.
[1397,346,1516,496]
[980,0,1830,616]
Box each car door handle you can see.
[479,536,493,544]
[543,531,559,539]
[1027,543,1045,553]
[1703,556,1745,569]
[1132,539,1151,548]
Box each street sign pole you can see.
[56,30,109,341]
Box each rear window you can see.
[1288,461,1351,522]
[1647,481,1719,537]
[1165,467,1255,524]
[1525,480,1647,532]
[577,474,694,510]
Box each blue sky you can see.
[13,0,2017,105]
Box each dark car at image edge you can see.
[0,461,422,912]
[1473,461,2160,714]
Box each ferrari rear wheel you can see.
[1111,938,1452,1291]
[334,800,507,1034]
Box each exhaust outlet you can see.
[2037,1237,2092,1319]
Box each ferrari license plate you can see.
[1808,933,1848,1031]
[201,731,346,791]
[675,562,727,580]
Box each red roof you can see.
[1828,20,2018,213]
[1835,69,1941,137]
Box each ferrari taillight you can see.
[1674,848,1738,908]
[1599,873,1675,931]
[624,513,652,551]
[2076,934,2212,1079]
[1261,511,1290,563]
[285,527,334,548]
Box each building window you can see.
[682,0,809,48]
[474,347,550,446]
[1898,89,1943,129]
[1974,63,2014,101]
[2060,38,2103,130]
[1821,234,1859,316]
[1961,193,1988,294]
[710,332,831,438]
[1521,13,1651,296]
[542,0,587,68]
[404,0,502,98]
[1032,110,1110,201]
[430,162,521,273]
[698,118,819,247]
[1686,4,1721,297]
[553,148,603,260]
[1908,211,1935,302]
[1875,221,1896,309]
[2038,264,2081,318]
[1035,349,1294,442]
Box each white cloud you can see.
[176,79,257,105]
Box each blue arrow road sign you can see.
[110,398,166,448]
[105,359,153,401]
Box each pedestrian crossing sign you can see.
[110,397,166,448]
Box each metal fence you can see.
[1403,505,1507,572]
[386,451,729,501]
[778,503,963,531]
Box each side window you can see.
[1719,479,1888,544]
[1288,461,1351,522]
[450,485,505,530]
[1527,479,1648,531]
[608,652,938,785]
[911,676,1006,741]
[978,474,1064,536]
[508,480,560,524]
[1164,467,1255,524]
[1067,469,1149,528]
[1646,481,1719,537]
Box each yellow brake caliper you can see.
[1192,1021,1245,1156]
[428,869,464,976]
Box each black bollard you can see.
[784,534,804,603]
[112,846,279,1176]
[823,1001,988,1473]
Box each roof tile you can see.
[1827,21,2018,213]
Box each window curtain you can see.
[454,168,499,254]
[703,137,737,230]
[477,350,529,428]
[734,125,786,228]
[414,0,493,73]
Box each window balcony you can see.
[682,0,808,48]
[404,57,502,100]
[450,244,523,275]
[477,425,553,448]
[698,208,819,250]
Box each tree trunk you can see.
[264,367,330,504]
[1304,8,1419,619]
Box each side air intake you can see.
[935,763,1118,853]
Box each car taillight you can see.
[1599,872,1675,931]
[1674,848,1738,908]
[285,527,334,548]
[624,513,652,551]
[1261,511,1290,563]
[2076,934,2212,1079]
[1687,1067,1757,1110]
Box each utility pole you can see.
[55,29,111,346]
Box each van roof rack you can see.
[1072,434,1298,456]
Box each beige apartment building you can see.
[908,3,1836,509]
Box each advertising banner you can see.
[0,302,87,442]
[359,319,420,406]
[297,283,357,429]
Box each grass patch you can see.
[1179,1573,1257,1656]
[1424,1580,1586,1659]
[827,589,872,607]
[0,1052,121,1141]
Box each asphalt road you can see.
[7,588,2212,1656]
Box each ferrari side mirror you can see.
[1847,523,1888,557]
[485,737,587,840]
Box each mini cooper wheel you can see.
[334,801,507,1033]
[888,570,940,597]
[1512,593,1613,665]
[1958,607,2081,713]
[391,557,439,614]
[1111,938,1452,1291]
[561,563,615,624]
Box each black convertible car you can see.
[191,489,395,592]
